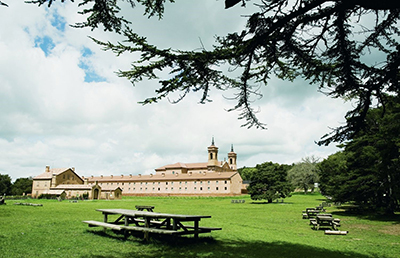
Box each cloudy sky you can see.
[0,1,352,181]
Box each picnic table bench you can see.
[83,208,221,240]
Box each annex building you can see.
[32,139,244,199]
[31,167,122,200]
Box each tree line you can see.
[0,174,32,196]
[239,96,400,214]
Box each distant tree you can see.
[318,151,347,198]
[237,166,257,181]
[11,177,33,196]
[247,162,293,203]
[288,156,320,194]
[0,174,12,195]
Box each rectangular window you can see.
[216,187,219,191]
[225,181,227,184]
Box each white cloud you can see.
[0,1,351,181]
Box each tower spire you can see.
[231,144,234,152]
[211,136,215,146]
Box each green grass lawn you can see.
[0,193,399,258]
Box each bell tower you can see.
[207,137,219,170]
[228,144,237,170]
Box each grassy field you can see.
[0,193,399,258]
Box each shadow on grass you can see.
[82,231,386,258]
[332,210,400,224]
[249,202,294,205]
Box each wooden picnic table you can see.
[302,208,321,219]
[83,208,221,240]
[310,214,341,230]
[135,205,155,212]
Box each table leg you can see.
[172,219,177,231]
[124,216,129,239]
[103,213,108,232]
[144,217,150,241]
[194,220,199,238]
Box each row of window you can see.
[121,186,229,192]
[101,180,229,186]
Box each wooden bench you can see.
[129,218,221,232]
[309,219,318,230]
[83,220,123,231]
[122,225,181,235]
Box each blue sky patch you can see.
[51,10,66,32]
[79,47,106,83]
[34,36,55,56]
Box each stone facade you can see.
[32,166,121,200]
[32,139,243,198]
